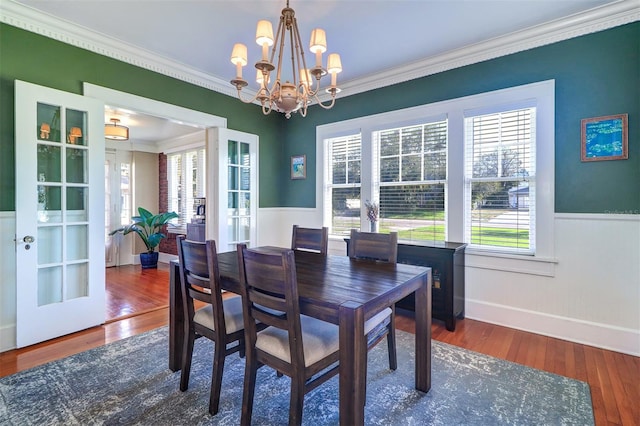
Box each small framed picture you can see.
[581,114,628,162]
[291,154,306,180]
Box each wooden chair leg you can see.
[388,309,398,371]
[289,375,306,426]
[241,353,258,426]
[363,351,368,405]
[238,338,246,358]
[209,344,226,415]
[180,330,196,391]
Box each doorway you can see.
[85,84,228,321]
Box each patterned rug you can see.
[0,327,593,425]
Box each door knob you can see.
[23,235,35,243]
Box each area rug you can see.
[0,327,593,425]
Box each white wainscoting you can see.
[258,209,640,356]
[0,212,17,352]
[256,208,323,248]
[2,209,638,356]
[465,213,640,356]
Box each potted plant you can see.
[110,207,179,269]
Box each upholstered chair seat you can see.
[193,295,245,335]
[255,314,339,366]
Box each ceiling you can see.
[5,0,628,142]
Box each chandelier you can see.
[230,0,342,119]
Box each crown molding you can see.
[338,0,639,98]
[2,0,638,103]
[0,0,241,98]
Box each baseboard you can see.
[466,299,640,356]
[158,253,177,264]
[0,324,16,353]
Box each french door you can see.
[206,128,258,251]
[15,80,106,347]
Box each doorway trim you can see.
[83,84,226,131]
[84,83,227,264]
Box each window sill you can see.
[167,226,186,235]
[464,248,557,277]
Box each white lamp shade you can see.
[300,69,312,88]
[327,53,342,74]
[105,119,129,141]
[309,28,327,53]
[256,20,274,46]
[231,43,248,66]
[256,69,269,86]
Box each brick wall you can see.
[158,153,178,255]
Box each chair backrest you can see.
[291,225,328,255]
[348,229,398,264]
[237,244,304,364]
[176,235,226,329]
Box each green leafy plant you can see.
[110,207,179,253]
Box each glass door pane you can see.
[35,104,91,306]
[227,140,252,248]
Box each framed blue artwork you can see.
[291,154,306,179]
[581,114,628,162]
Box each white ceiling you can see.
[5,0,632,142]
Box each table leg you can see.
[414,269,432,392]
[169,261,184,372]
[339,301,366,426]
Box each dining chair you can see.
[348,229,399,372]
[176,235,246,415]
[237,244,340,426]
[291,225,329,255]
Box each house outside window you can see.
[464,108,536,253]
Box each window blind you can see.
[464,108,535,252]
[374,120,448,242]
[168,148,206,231]
[325,134,361,236]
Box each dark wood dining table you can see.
[168,247,432,425]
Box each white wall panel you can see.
[2,209,638,355]
[257,208,322,248]
[466,213,640,355]
[0,212,17,351]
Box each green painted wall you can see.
[0,23,285,211]
[2,23,638,213]
[279,22,639,214]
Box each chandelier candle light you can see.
[230,0,342,118]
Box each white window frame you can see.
[167,147,206,234]
[373,120,449,242]
[324,134,363,236]
[463,106,537,254]
[317,80,555,273]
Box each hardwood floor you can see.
[1,265,638,425]
[105,263,170,322]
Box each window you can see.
[324,134,361,236]
[167,148,206,231]
[318,80,554,260]
[464,108,535,253]
[374,121,448,242]
[119,162,131,226]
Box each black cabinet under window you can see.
[345,239,466,331]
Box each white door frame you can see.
[83,83,227,262]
